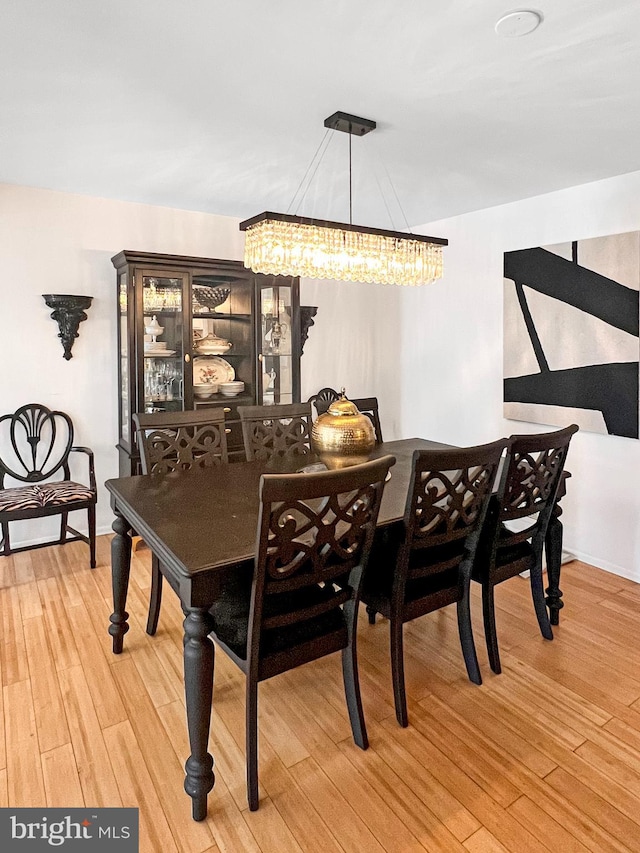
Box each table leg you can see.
[183,607,216,821]
[545,511,564,627]
[109,511,132,654]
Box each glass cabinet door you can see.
[258,280,295,405]
[191,272,253,407]
[139,272,188,415]
[118,270,133,449]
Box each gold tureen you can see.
[311,391,376,468]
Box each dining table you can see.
[105,437,569,820]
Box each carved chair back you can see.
[0,404,74,487]
[314,395,383,444]
[133,409,229,474]
[238,402,313,462]
[398,439,509,590]
[249,454,395,679]
[493,424,579,554]
[307,387,340,407]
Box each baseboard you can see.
[564,546,639,584]
[5,524,113,552]
[518,550,575,579]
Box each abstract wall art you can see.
[504,231,640,439]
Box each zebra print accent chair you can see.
[0,404,97,567]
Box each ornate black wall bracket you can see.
[42,294,93,360]
[299,306,318,356]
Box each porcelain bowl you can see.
[194,334,232,355]
[219,381,244,397]
[194,383,218,399]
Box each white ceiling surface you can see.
[3,1,640,228]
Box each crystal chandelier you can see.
[240,112,447,287]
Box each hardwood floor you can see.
[2,535,640,852]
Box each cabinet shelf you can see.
[192,311,252,321]
[195,394,253,406]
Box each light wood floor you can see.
[2,536,640,852]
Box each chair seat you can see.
[363,535,464,604]
[496,540,535,567]
[0,481,95,513]
[209,581,346,660]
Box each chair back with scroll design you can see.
[314,395,383,444]
[237,402,313,461]
[361,438,509,725]
[208,454,395,810]
[133,409,228,474]
[472,424,578,674]
[307,387,340,408]
[133,408,229,637]
[0,403,97,567]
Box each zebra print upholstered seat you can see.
[0,481,95,512]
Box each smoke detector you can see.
[495,10,543,37]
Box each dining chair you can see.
[472,424,578,675]
[133,408,230,634]
[0,403,97,568]
[237,402,313,461]
[207,454,395,809]
[314,395,383,444]
[361,438,509,726]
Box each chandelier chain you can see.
[379,155,413,234]
[348,125,353,225]
[288,129,332,216]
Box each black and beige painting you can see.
[504,231,640,439]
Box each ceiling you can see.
[3,1,640,228]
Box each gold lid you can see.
[327,392,359,417]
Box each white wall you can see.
[0,183,400,546]
[300,278,403,438]
[403,169,640,581]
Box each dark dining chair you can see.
[472,424,578,675]
[237,402,313,461]
[361,438,509,726]
[133,409,230,635]
[0,403,97,568]
[207,454,395,810]
[314,395,383,444]
[134,409,229,474]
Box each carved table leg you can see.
[109,511,132,654]
[183,608,216,821]
[545,512,564,627]
[545,470,570,627]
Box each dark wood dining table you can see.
[105,437,569,820]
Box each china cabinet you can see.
[112,251,300,474]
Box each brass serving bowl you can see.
[311,392,375,468]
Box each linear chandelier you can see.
[239,112,448,287]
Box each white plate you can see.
[193,356,235,384]
[144,349,176,357]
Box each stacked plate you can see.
[219,381,245,397]
[144,341,177,356]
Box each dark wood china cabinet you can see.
[113,251,301,474]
